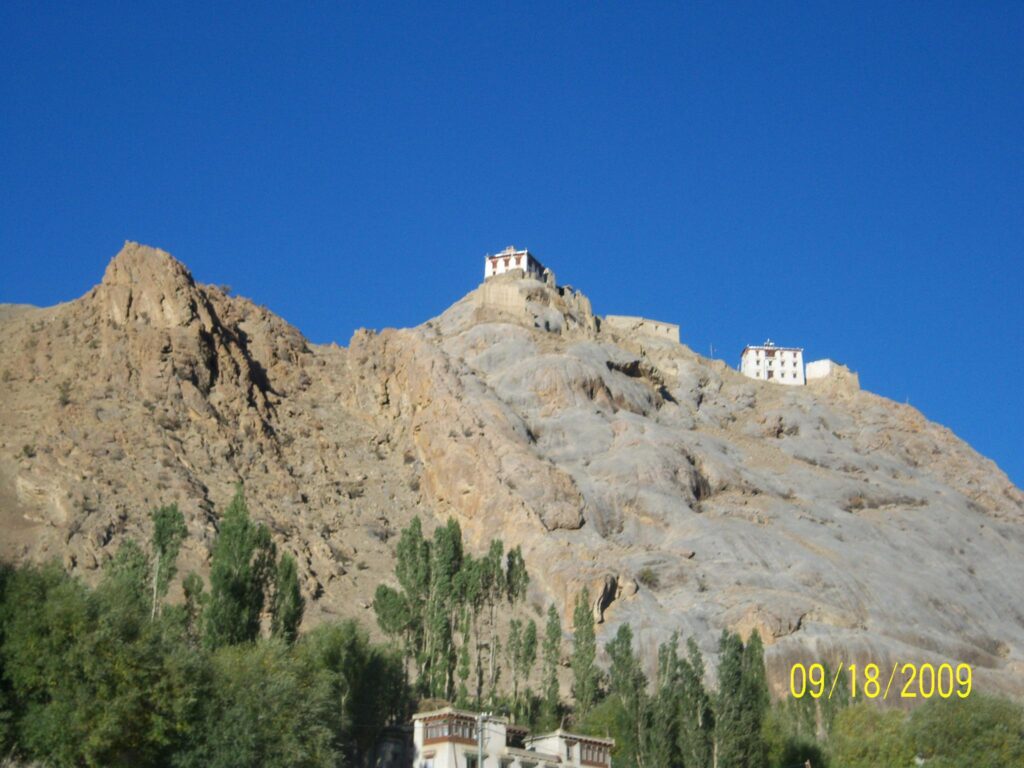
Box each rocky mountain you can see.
[2,242,1023,697]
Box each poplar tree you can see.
[507,618,538,719]
[456,610,472,707]
[203,486,276,649]
[647,634,682,768]
[149,504,186,619]
[271,553,304,645]
[715,630,768,768]
[456,554,487,705]
[395,516,431,678]
[541,604,562,728]
[483,540,506,701]
[741,630,769,767]
[678,637,714,768]
[571,587,599,718]
[715,631,746,768]
[426,518,462,698]
[606,623,649,768]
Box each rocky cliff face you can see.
[2,244,1023,697]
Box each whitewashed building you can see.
[412,707,613,768]
[485,246,546,281]
[740,340,805,385]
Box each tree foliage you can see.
[372,517,534,707]
[150,503,187,619]
[0,496,407,768]
[571,586,599,719]
[203,486,276,649]
[271,553,305,645]
[540,603,562,729]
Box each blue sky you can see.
[2,2,1022,485]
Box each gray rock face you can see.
[350,272,1024,697]
[2,246,1023,698]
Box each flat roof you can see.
[526,729,615,746]
[742,345,803,352]
[413,706,508,724]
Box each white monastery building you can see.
[740,340,805,385]
[412,707,613,768]
[485,246,547,281]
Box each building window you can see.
[465,754,478,768]
[581,743,608,765]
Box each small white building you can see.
[805,359,838,381]
[740,340,805,385]
[485,246,546,281]
[412,707,613,768]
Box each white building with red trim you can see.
[485,246,547,281]
[412,707,613,768]
[740,340,805,385]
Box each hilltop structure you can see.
[485,246,547,281]
[412,708,613,768]
[740,340,806,385]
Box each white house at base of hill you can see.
[412,708,613,768]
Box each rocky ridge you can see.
[2,243,1023,698]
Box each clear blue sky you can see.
[2,3,1022,486]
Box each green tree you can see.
[540,603,562,729]
[605,623,649,768]
[183,639,337,768]
[456,554,487,705]
[456,609,473,707]
[908,694,1024,768]
[715,631,747,768]
[829,702,912,768]
[182,571,206,644]
[647,634,682,768]
[677,637,713,768]
[571,587,599,719]
[0,563,13,755]
[740,630,769,767]
[394,516,431,680]
[712,630,770,768]
[297,620,409,766]
[1,555,206,768]
[508,618,538,720]
[271,553,304,645]
[203,487,276,649]
[506,546,529,606]
[426,518,463,699]
[150,504,187,619]
[483,539,506,701]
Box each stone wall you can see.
[602,315,680,343]
[806,358,860,390]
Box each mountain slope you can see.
[2,242,1022,696]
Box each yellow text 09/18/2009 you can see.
[788,661,972,700]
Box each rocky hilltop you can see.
[2,243,1023,697]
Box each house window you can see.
[465,754,478,768]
